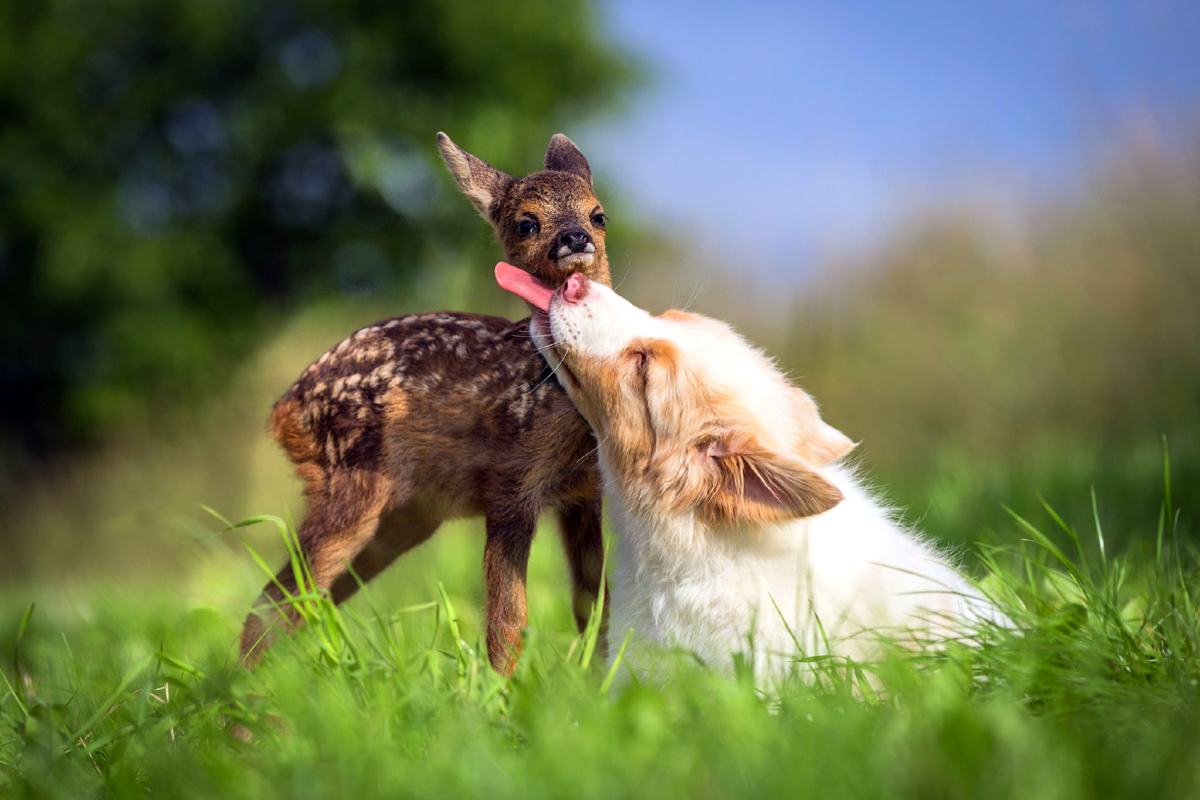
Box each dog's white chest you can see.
[607,514,826,677]
[605,477,995,684]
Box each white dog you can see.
[498,263,1003,686]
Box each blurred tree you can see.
[0,0,637,457]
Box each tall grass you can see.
[2,471,1197,799]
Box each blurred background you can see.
[1,1,1197,619]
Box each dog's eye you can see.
[592,213,607,228]
[516,220,538,237]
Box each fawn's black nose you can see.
[559,228,592,253]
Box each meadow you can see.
[2,471,1198,799]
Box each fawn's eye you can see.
[516,220,538,237]
[592,213,607,228]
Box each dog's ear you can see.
[699,434,844,524]
[791,388,856,465]
[544,133,592,186]
[437,132,514,218]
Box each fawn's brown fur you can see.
[239,133,612,675]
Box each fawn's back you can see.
[270,312,599,521]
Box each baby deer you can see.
[239,133,612,674]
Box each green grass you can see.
[2,483,1198,800]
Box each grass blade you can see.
[579,537,612,671]
[599,630,633,695]
[1091,487,1107,578]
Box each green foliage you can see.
[0,0,638,454]
[1,489,1199,799]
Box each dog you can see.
[240,134,612,675]
[498,265,1004,685]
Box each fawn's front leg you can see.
[482,502,538,675]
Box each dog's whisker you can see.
[523,352,570,394]
[681,274,705,312]
[575,433,609,466]
[613,258,632,292]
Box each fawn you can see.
[239,133,612,675]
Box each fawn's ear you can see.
[791,388,856,465]
[437,132,514,217]
[700,434,844,524]
[544,133,592,186]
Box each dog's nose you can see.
[559,228,592,253]
[562,272,589,304]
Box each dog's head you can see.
[439,133,611,291]
[498,266,854,526]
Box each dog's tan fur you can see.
[239,134,611,675]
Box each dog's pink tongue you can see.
[495,262,554,312]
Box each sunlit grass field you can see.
[3,470,1198,799]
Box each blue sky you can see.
[578,0,1200,280]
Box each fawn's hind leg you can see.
[328,502,442,604]
[557,496,609,660]
[482,500,540,676]
[239,468,393,665]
